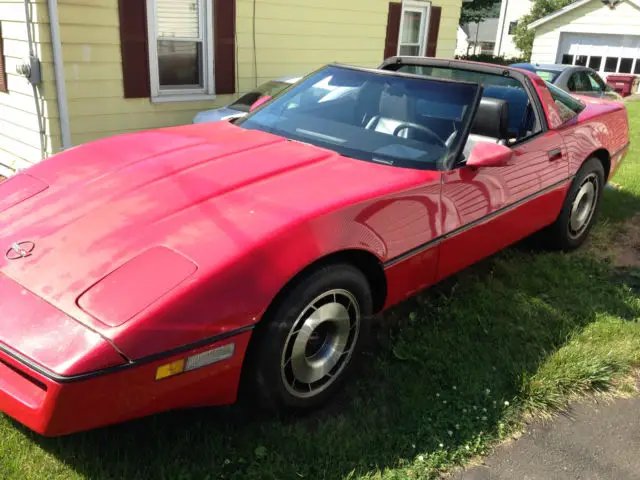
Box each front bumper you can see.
[0,329,252,436]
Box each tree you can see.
[513,0,575,60]
[460,0,501,25]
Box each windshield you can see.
[236,65,481,170]
[229,80,293,112]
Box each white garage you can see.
[529,0,640,78]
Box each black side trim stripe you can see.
[612,142,630,159]
[383,176,573,268]
[0,325,254,384]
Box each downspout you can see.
[23,0,46,161]
[47,0,71,150]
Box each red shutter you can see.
[384,2,402,60]
[214,0,236,94]
[118,0,151,98]
[425,6,441,58]
[0,23,8,93]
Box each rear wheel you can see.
[245,264,372,410]
[542,157,605,251]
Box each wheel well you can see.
[262,249,387,322]
[590,149,611,181]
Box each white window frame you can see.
[398,0,431,57]
[146,0,215,102]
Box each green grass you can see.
[2,104,640,480]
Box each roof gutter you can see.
[47,0,72,150]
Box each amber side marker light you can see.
[155,343,235,380]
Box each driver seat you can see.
[365,86,412,137]
[463,97,509,159]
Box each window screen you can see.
[589,56,602,70]
[604,57,618,72]
[619,58,633,74]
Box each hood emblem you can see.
[6,241,35,260]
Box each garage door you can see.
[556,33,640,75]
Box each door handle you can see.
[548,149,563,161]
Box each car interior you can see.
[358,84,514,160]
[347,65,540,159]
[241,64,544,169]
[386,65,541,155]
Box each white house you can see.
[528,0,640,78]
[456,18,500,57]
[455,26,470,56]
[494,0,532,58]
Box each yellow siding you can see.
[531,0,640,63]
[0,0,60,174]
[236,0,461,91]
[57,0,236,146]
[6,0,461,153]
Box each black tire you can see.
[243,264,372,411]
[542,157,605,251]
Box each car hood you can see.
[0,121,430,361]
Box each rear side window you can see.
[545,81,585,123]
[587,72,605,92]
[533,70,559,82]
[567,72,591,92]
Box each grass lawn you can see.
[2,104,640,480]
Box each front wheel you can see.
[543,157,605,251]
[244,264,373,411]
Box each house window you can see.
[575,55,587,66]
[604,57,618,72]
[508,21,518,35]
[589,56,602,70]
[634,60,640,74]
[561,54,574,65]
[398,1,430,56]
[619,57,633,73]
[146,0,214,100]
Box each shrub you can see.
[454,53,528,66]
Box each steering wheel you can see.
[392,122,446,148]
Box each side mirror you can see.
[250,95,272,111]
[466,141,513,168]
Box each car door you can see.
[436,93,568,282]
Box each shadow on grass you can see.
[600,182,640,222]
[16,243,639,479]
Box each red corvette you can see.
[0,58,629,436]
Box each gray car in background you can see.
[193,75,301,123]
[509,63,622,101]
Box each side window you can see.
[568,72,591,92]
[586,72,605,93]
[545,81,585,123]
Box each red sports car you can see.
[0,58,629,436]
